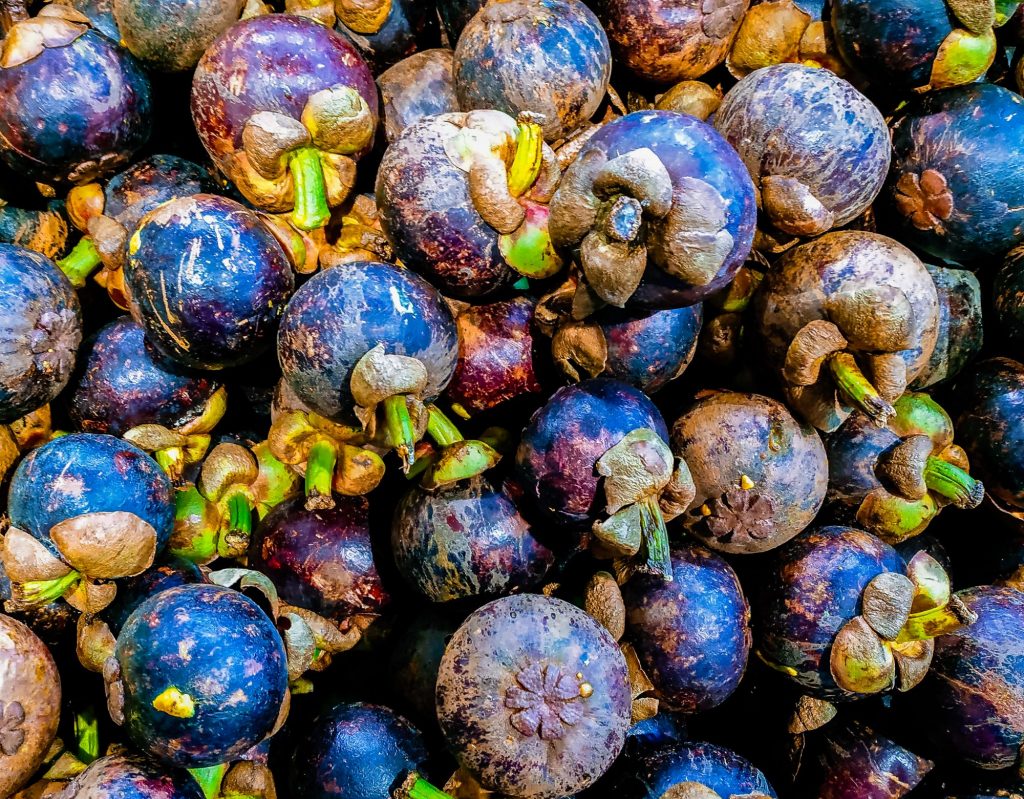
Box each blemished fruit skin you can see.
[289,703,433,799]
[623,543,751,712]
[0,244,82,423]
[994,249,1024,354]
[277,260,458,423]
[815,724,933,799]
[102,555,206,637]
[57,752,206,799]
[335,0,440,73]
[921,586,1024,770]
[115,584,288,768]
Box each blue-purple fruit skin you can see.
[277,260,458,423]
[103,555,206,637]
[377,49,458,143]
[436,593,631,799]
[8,433,174,556]
[289,703,432,799]
[714,64,890,232]
[757,525,906,699]
[0,26,151,184]
[594,304,703,393]
[826,414,903,509]
[514,378,669,529]
[113,0,244,72]
[60,753,205,799]
[912,264,983,389]
[124,194,294,370]
[883,84,1024,265]
[375,115,517,298]
[249,496,391,620]
[956,358,1024,514]
[336,0,439,73]
[436,0,485,43]
[391,478,554,603]
[922,586,1024,770]
[817,725,933,799]
[831,0,967,89]
[69,317,220,436]
[995,248,1024,351]
[0,244,82,423]
[623,543,751,712]
[101,154,216,234]
[603,741,777,799]
[116,584,288,768]
[453,0,610,142]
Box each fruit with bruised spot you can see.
[57,155,216,302]
[825,393,983,544]
[547,110,757,312]
[334,0,440,73]
[0,244,81,424]
[191,14,378,232]
[594,0,750,84]
[4,433,174,612]
[391,476,554,603]
[108,584,288,769]
[912,264,983,389]
[882,83,1024,265]
[670,391,828,555]
[124,194,295,372]
[453,0,611,143]
[714,64,890,239]
[377,110,563,299]
[515,379,693,580]
[435,594,632,799]
[752,231,940,433]
[0,202,68,258]
[0,6,151,186]
[377,49,459,143]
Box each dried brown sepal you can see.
[280,611,316,681]
[332,444,385,496]
[335,0,390,33]
[527,144,561,204]
[551,321,608,382]
[0,16,87,68]
[825,286,914,352]
[225,152,295,212]
[788,694,838,734]
[761,175,835,237]
[786,381,851,433]
[580,232,646,307]
[198,443,259,502]
[76,614,116,673]
[86,215,128,273]
[9,406,50,450]
[66,184,104,231]
[727,0,809,76]
[350,344,429,410]
[592,504,642,557]
[102,657,125,726]
[584,571,626,641]
[655,81,722,121]
[622,641,655,699]
[281,604,364,654]
[468,154,525,235]
[861,572,916,641]
[867,352,909,403]
[208,567,281,619]
[783,320,848,387]
[63,578,116,614]
[553,124,602,172]
[906,551,951,613]
[597,428,675,514]
[656,177,734,286]
[659,783,723,799]
[223,761,277,799]
[829,616,896,694]
[50,512,157,580]
[592,148,673,218]
[660,459,697,521]
[243,112,311,181]
[947,0,996,34]
[571,278,608,320]
[891,638,934,691]
[548,148,606,247]
[1,528,71,583]
[877,435,933,501]
[301,86,376,155]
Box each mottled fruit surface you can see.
[912,264,983,389]
[817,724,932,799]
[115,0,244,72]
[377,49,458,143]
[61,753,204,799]
[103,555,206,637]
[995,248,1024,351]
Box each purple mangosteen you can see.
[377,49,459,143]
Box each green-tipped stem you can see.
[20,569,80,605]
[513,276,531,290]
[74,707,99,764]
[289,147,330,231]
[401,774,454,799]
[155,446,187,484]
[190,764,228,799]
[635,495,672,580]
[897,595,978,642]
[305,439,338,506]
[225,491,253,536]
[924,456,984,509]
[828,352,896,425]
[57,236,102,288]
[426,404,463,447]
[384,395,417,472]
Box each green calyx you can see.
[288,146,331,231]
[890,392,954,444]
[57,235,102,288]
[426,404,463,447]
[923,455,985,509]
[929,27,997,89]
[499,200,563,279]
[190,764,228,799]
[74,707,100,764]
[420,406,502,488]
[857,490,937,545]
[828,352,895,425]
[20,569,80,605]
[304,438,338,508]
[898,594,978,642]
[384,394,417,472]
[170,486,219,563]
[402,774,454,799]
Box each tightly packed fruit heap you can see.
[3,0,1024,797]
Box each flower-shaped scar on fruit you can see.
[753,231,939,432]
[826,392,983,544]
[191,14,378,233]
[758,526,976,701]
[2,433,174,614]
[377,109,563,299]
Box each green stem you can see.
[56,236,102,288]
[828,352,896,425]
[385,395,416,472]
[636,495,672,580]
[225,491,252,536]
[402,775,454,799]
[305,439,338,507]
[924,456,984,509]
[288,146,330,231]
[20,569,80,605]
[426,404,464,447]
[73,707,99,764]
[189,764,228,799]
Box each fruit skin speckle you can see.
[59,752,206,799]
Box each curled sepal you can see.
[592,148,673,218]
[282,604,365,655]
[209,567,281,620]
[861,572,915,641]
[830,616,896,695]
[64,578,117,614]
[760,175,834,237]
[280,612,317,682]
[335,0,391,33]
[786,381,851,434]
[597,428,675,514]
[301,86,376,155]
[50,511,157,580]
[67,183,105,231]
[76,614,116,674]
[855,488,936,544]
[0,15,87,68]
[243,112,312,181]
[584,571,626,642]
[877,435,934,501]
[783,320,848,387]
[621,641,659,723]
[928,28,997,90]
[259,212,325,275]
[1,526,72,583]
[350,344,429,412]
[593,503,642,557]
[420,440,501,491]
[660,459,697,521]
[655,177,734,286]
[198,442,259,556]
[552,321,608,382]
[866,352,908,404]
[498,200,564,279]
[906,551,951,613]
[580,231,646,307]
[898,593,977,642]
[788,695,838,734]
[169,485,221,564]
[891,638,934,692]
[825,286,914,352]
[103,657,125,726]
